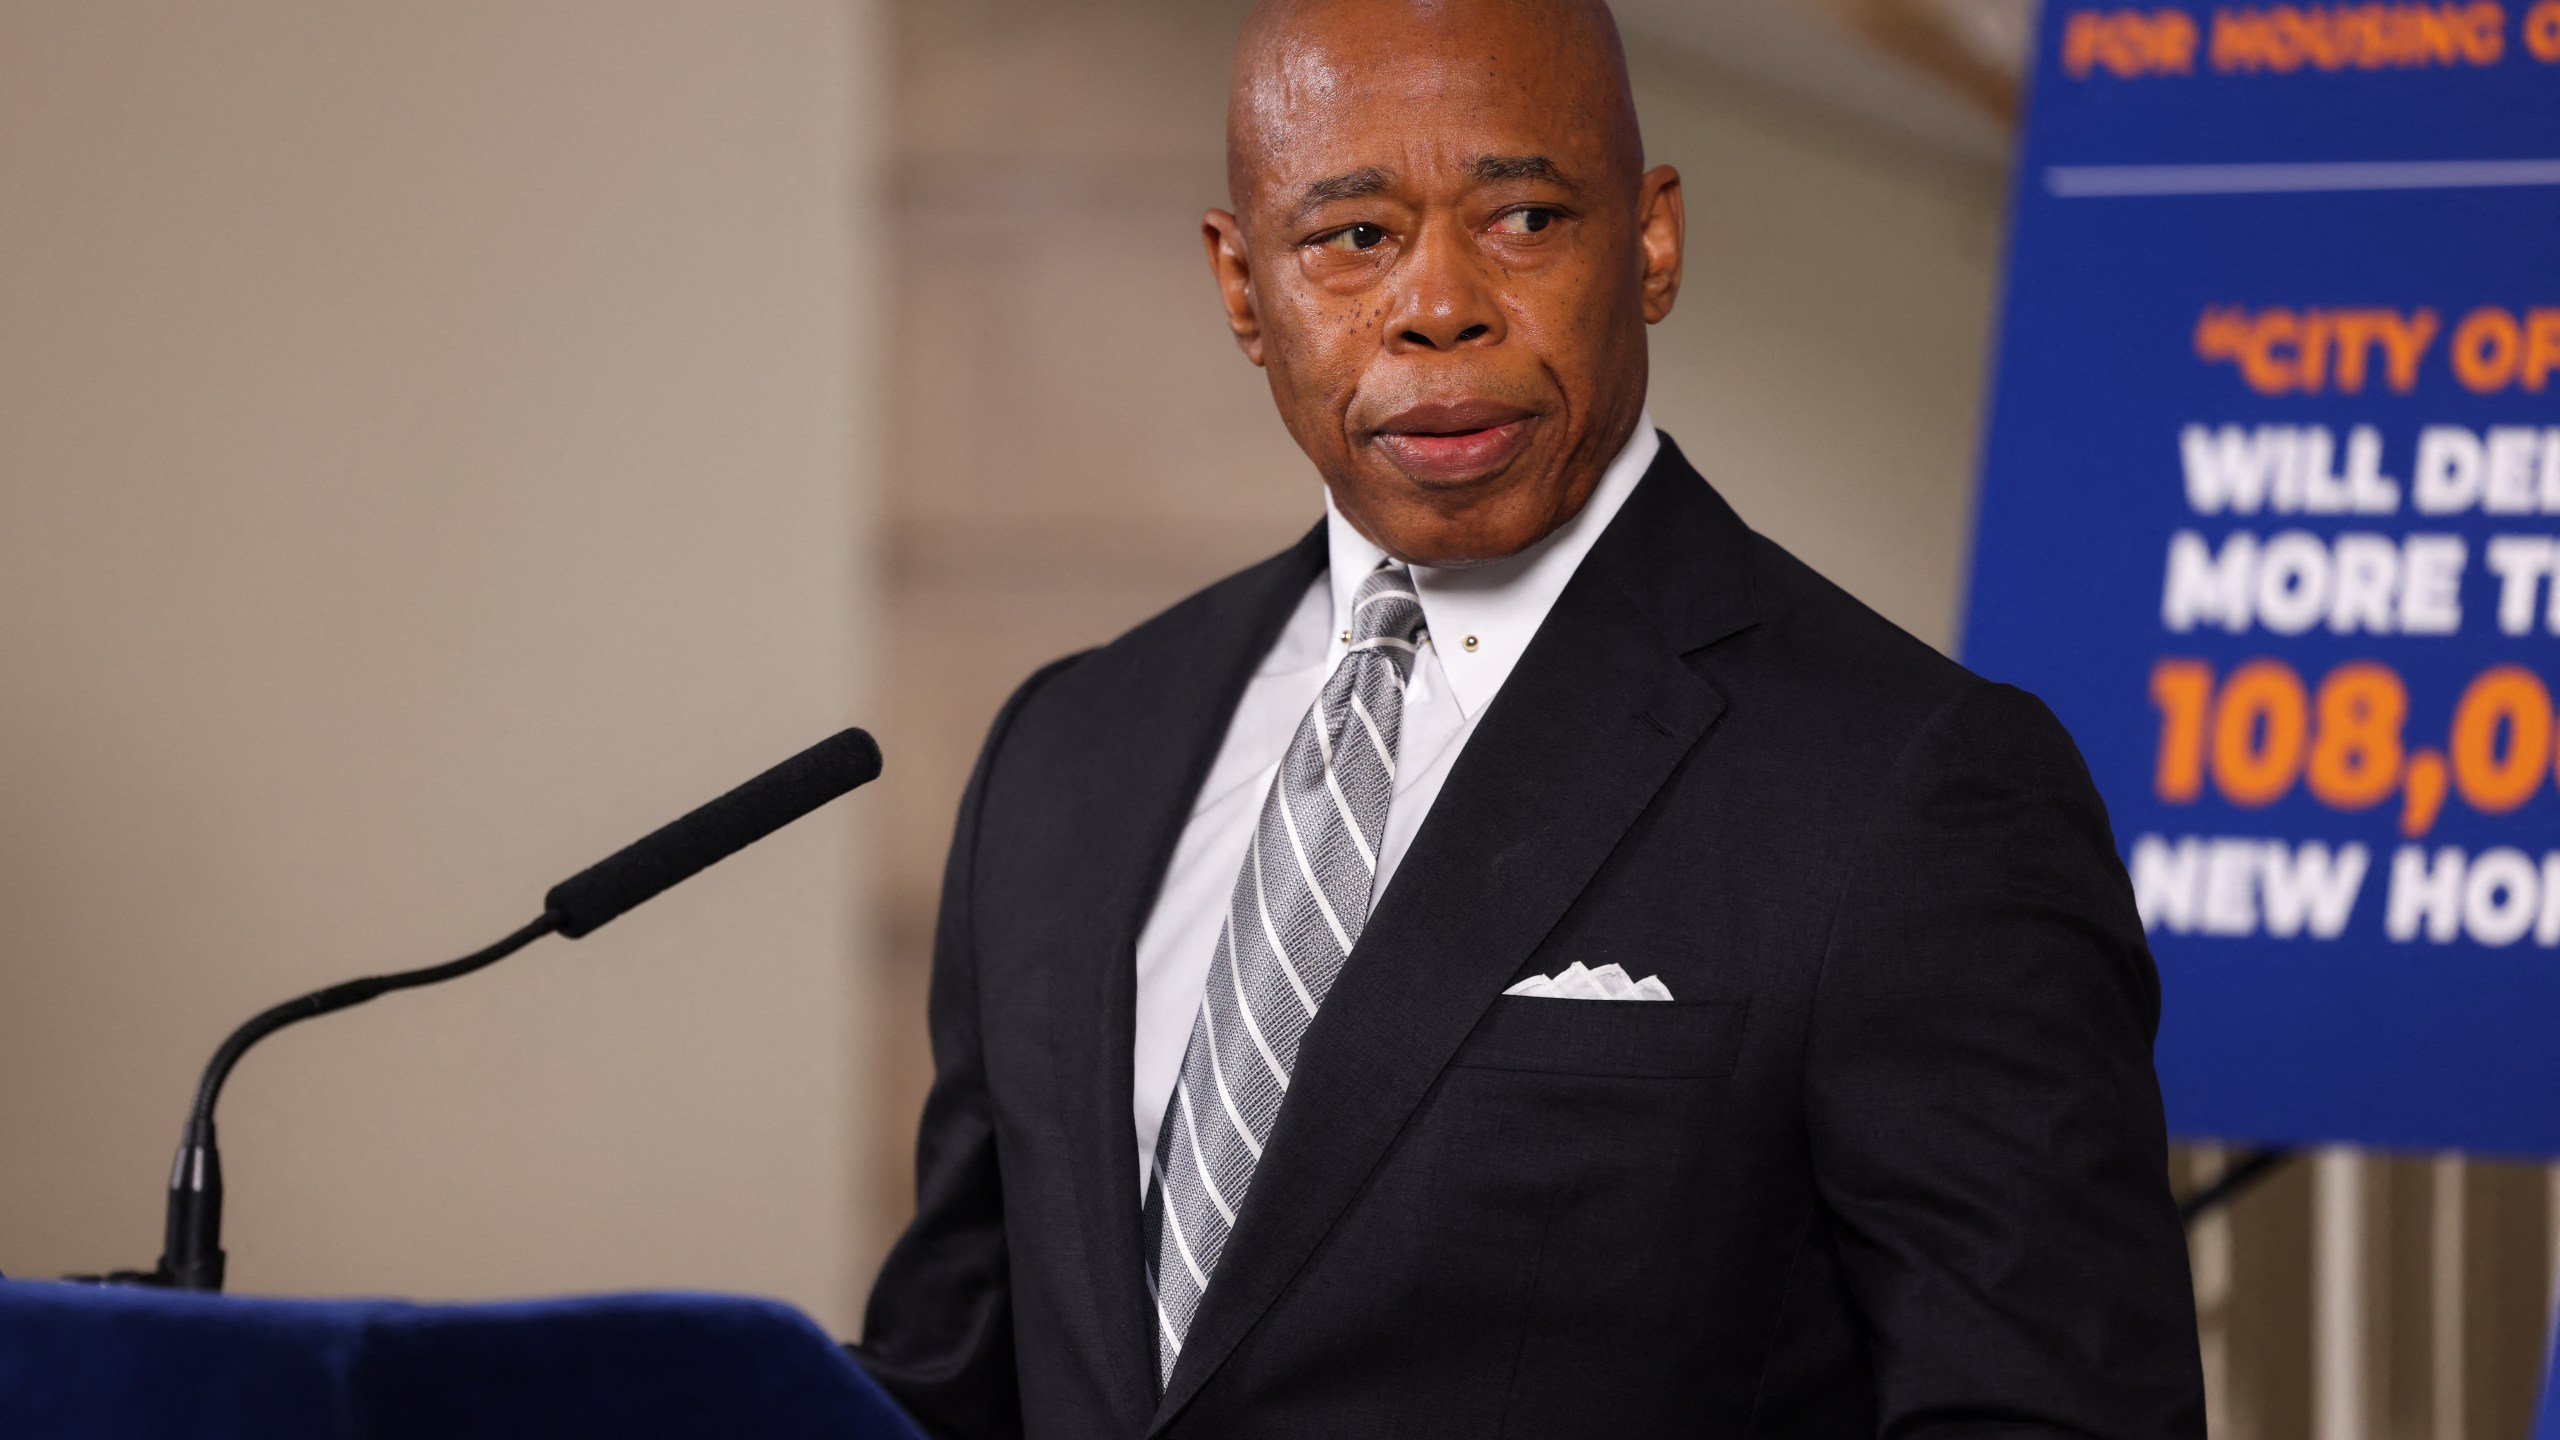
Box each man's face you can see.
[1209,2,1683,568]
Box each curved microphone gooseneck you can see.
[116,727,881,1292]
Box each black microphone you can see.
[92,728,880,1292]
[545,727,880,937]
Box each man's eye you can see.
[1320,223,1388,252]
[1491,207,1558,235]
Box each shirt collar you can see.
[1323,409,1658,720]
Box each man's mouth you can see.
[1371,401,1538,483]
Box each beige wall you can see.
[0,0,883,1332]
[1630,44,2006,652]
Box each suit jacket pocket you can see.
[1449,996,1748,1079]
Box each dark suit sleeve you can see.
[1803,682,2205,1439]
[855,656,1080,1440]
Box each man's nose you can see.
[1383,222,1506,353]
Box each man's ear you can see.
[1203,209,1265,366]
[1635,165,1684,325]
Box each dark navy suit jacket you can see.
[857,437,2205,1439]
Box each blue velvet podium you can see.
[0,1280,923,1440]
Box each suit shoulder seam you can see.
[1794,674,1996,1078]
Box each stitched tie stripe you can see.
[1143,562,1426,1387]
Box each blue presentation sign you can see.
[2543,1338,2560,1440]
[1965,3,2560,1156]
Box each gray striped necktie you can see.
[1143,561,1428,1386]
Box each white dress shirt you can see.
[1129,414,1661,1193]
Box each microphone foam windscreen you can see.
[543,728,881,938]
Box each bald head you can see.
[1200,0,1682,568]
[1226,0,1643,221]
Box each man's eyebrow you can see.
[1293,166,1395,216]
[1285,156,1580,221]
[1469,154,1580,193]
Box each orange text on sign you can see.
[2209,3,2508,72]
[2526,0,2560,58]
[2194,307,2440,395]
[2449,308,2560,392]
[2063,9,2202,75]
[2150,657,2559,835]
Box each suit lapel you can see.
[1148,441,1763,1433]
[1043,523,1328,1427]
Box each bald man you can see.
[856,2,2205,1436]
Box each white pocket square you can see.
[1504,962,1673,1001]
